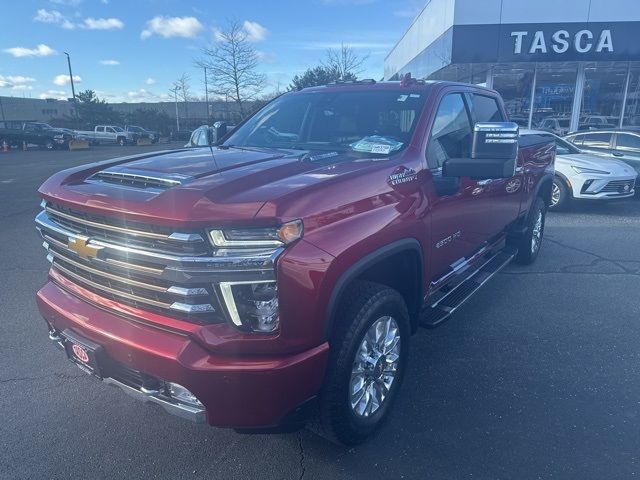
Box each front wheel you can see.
[117,137,126,146]
[549,176,570,211]
[513,196,546,265]
[312,281,410,445]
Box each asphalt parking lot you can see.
[1,145,638,479]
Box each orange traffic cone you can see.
[22,141,27,151]
[2,141,8,153]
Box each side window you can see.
[566,135,582,146]
[97,126,104,133]
[616,133,640,151]
[581,133,612,149]
[427,94,472,169]
[106,127,115,133]
[469,94,504,123]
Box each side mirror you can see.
[212,121,228,144]
[443,122,519,179]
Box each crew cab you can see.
[0,121,74,150]
[75,125,134,146]
[35,79,554,445]
[124,125,160,143]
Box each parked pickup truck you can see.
[35,79,554,445]
[124,125,160,143]
[74,125,135,146]
[0,121,75,149]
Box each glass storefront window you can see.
[580,62,627,131]
[491,65,534,128]
[532,64,578,135]
[622,65,640,127]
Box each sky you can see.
[0,0,424,103]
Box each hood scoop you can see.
[87,166,194,192]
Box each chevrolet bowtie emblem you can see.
[68,237,102,260]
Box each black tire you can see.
[513,196,546,265]
[117,137,126,146]
[311,280,410,445]
[549,176,570,211]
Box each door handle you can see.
[613,151,624,157]
[477,179,493,186]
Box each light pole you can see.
[171,86,181,131]
[63,51,79,128]
[203,66,210,122]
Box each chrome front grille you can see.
[44,203,206,255]
[36,202,280,324]
[600,179,635,194]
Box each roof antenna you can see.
[207,126,221,171]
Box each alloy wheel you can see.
[349,316,401,418]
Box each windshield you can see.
[223,89,428,155]
[112,126,124,132]
[533,133,581,154]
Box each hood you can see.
[38,146,390,227]
[556,153,637,176]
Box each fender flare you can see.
[322,238,424,341]
[533,172,555,205]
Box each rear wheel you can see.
[311,281,410,445]
[514,196,546,265]
[549,176,570,211]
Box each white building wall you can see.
[384,0,456,80]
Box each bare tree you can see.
[172,73,191,122]
[197,20,266,117]
[323,43,369,80]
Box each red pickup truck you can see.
[35,79,554,445]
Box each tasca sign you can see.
[510,29,613,55]
[451,22,640,63]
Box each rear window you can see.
[469,94,504,123]
[616,133,640,150]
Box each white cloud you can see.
[3,44,57,58]
[39,89,67,100]
[256,50,277,63]
[50,0,83,6]
[140,16,203,40]
[145,77,156,85]
[99,59,120,65]
[53,74,82,86]
[243,21,267,42]
[81,17,124,30]
[0,75,37,87]
[34,9,75,29]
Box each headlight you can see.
[208,219,303,248]
[220,281,279,332]
[571,165,610,175]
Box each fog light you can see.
[167,382,203,407]
[220,281,279,332]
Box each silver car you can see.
[522,130,637,210]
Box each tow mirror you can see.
[443,122,519,179]
[212,121,228,144]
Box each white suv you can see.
[521,130,637,210]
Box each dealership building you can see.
[385,0,640,133]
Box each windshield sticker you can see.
[350,136,404,155]
[371,144,392,154]
[410,94,421,98]
[388,166,418,186]
[397,94,408,102]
